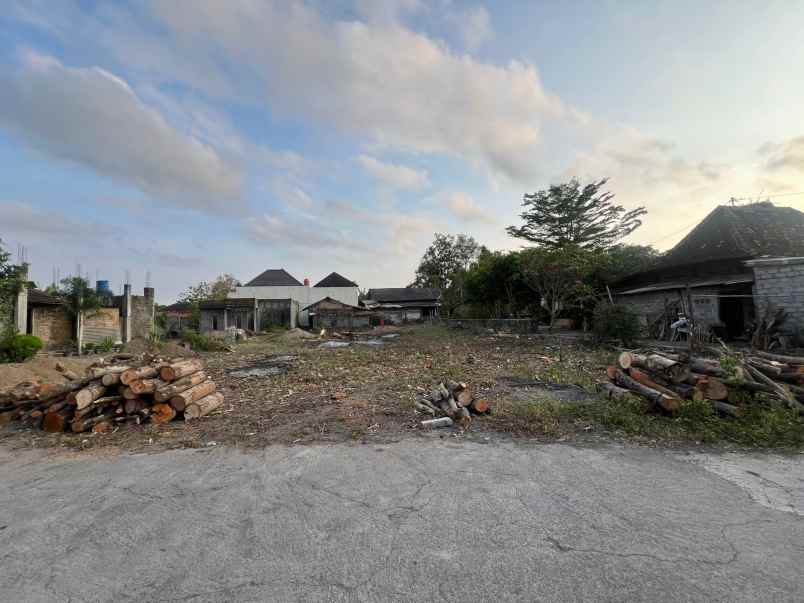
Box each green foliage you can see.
[594,244,661,284]
[592,304,641,345]
[412,233,483,316]
[0,334,43,362]
[507,178,647,250]
[181,330,228,352]
[98,337,116,353]
[56,276,102,318]
[178,274,240,304]
[0,239,26,340]
[463,250,533,318]
[519,245,599,329]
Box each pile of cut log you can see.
[599,349,804,416]
[0,355,224,434]
[414,381,490,428]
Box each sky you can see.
[1,0,803,303]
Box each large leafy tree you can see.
[412,234,483,316]
[519,245,600,330]
[177,274,240,331]
[464,250,531,318]
[0,239,26,339]
[507,178,646,250]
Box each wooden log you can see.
[184,392,225,420]
[43,411,69,433]
[696,376,729,401]
[667,383,697,400]
[159,359,204,382]
[688,357,726,378]
[121,366,158,386]
[747,359,783,377]
[413,400,436,416]
[153,372,207,402]
[129,378,167,395]
[617,351,633,370]
[628,368,682,400]
[457,389,473,407]
[629,353,690,383]
[169,380,217,412]
[611,369,680,412]
[121,387,138,400]
[745,364,804,412]
[469,398,490,413]
[124,398,147,414]
[596,382,631,401]
[38,378,92,402]
[606,365,618,381]
[151,403,177,424]
[102,373,121,386]
[74,383,107,410]
[755,350,804,365]
[0,409,22,426]
[92,421,113,434]
[70,413,114,433]
[455,406,471,428]
[713,401,740,418]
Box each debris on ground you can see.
[226,354,295,378]
[319,341,351,349]
[0,355,224,432]
[601,349,804,416]
[415,380,490,429]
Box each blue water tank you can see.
[96,280,111,295]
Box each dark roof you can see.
[302,297,366,312]
[661,202,804,268]
[27,289,63,306]
[366,288,441,303]
[199,298,256,310]
[314,272,358,288]
[244,268,303,287]
[161,302,192,312]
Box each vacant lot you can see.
[2,325,802,451]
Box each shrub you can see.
[1,334,43,362]
[181,330,227,352]
[98,337,116,353]
[593,303,640,345]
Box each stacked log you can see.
[415,380,490,428]
[0,355,224,434]
[601,349,804,416]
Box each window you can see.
[212,315,218,330]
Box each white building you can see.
[230,268,359,327]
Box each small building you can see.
[161,302,194,337]
[615,202,804,341]
[363,288,441,324]
[26,289,73,348]
[230,268,359,326]
[198,298,299,333]
[303,297,375,330]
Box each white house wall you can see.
[231,286,359,326]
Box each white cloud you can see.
[100,0,567,183]
[0,200,104,239]
[357,155,430,190]
[449,5,493,51]
[0,53,243,213]
[244,213,366,252]
[446,192,496,223]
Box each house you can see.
[161,302,194,337]
[615,202,804,340]
[303,297,375,330]
[230,268,359,327]
[198,298,299,333]
[363,288,441,324]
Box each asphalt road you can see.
[0,439,801,602]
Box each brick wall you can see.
[31,306,73,347]
[750,259,804,334]
[130,294,155,339]
[83,307,121,344]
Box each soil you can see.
[0,356,95,389]
[0,325,607,452]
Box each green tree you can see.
[464,250,531,318]
[519,245,599,330]
[0,239,26,340]
[598,244,661,283]
[412,233,483,316]
[507,178,646,250]
[56,276,102,355]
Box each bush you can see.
[181,330,227,352]
[593,304,640,345]
[1,334,43,362]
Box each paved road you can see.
[0,440,801,602]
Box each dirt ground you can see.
[0,325,610,452]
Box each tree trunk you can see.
[160,359,204,382]
[124,398,146,414]
[154,372,207,402]
[129,378,168,395]
[184,392,225,419]
[43,411,69,433]
[169,380,217,412]
[755,350,804,365]
[596,382,631,401]
[121,366,158,386]
[74,383,107,410]
[151,403,177,424]
[469,398,489,413]
[696,376,729,401]
[627,368,681,400]
[611,369,680,412]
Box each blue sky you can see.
[1,0,803,303]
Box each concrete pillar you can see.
[14,263,29,334]
[223,308,228,331]
[253,299,259,331]
[121,284,132,343]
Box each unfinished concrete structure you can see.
[615,202,804,341]
[198,298,299,333]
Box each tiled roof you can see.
[366,288,441,303]
[661,202,804,267]
[244,268,303,287]
[314,272,358,288]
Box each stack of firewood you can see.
[414,381,491,428]
[599,349,804,416]
[0,355,224,434]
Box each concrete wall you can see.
[200,308,254,333]
[130,290,155,340]
[617,287,723,331]
[749,258,804,334]
[30,306,73,347]
[231,286,358,326]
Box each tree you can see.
[0,239,25,340]
[507,178,646,250]
[56,276,102,355]
[412,234,483,316]
[519,245,599,330]
[596,244,661,284]
[177,274,240,331]
[464,250,531,318]
[209,274,240,300]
